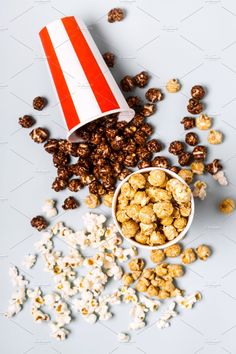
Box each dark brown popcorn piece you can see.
[70,162,89,177]
[19,115,35,128]
[187,98,204,115]
[68,179,83,192]
[145,88,164,103]
[151,156,170,169]
[76,129,90,141]
[57,166,72,180]
[52,177,68,192]
[141,103,156,117]
[140,123,153,136]
[53,151,69,168]
[124,153,138,167]
[120,75,135,92]
[131,114,145,127]
[178,152,192,166]
[181,117,196,130]
[192,145,207,161]
[111,152,125,164]
[105,127,118,140]
[101,175,115,190]
[122,139,136,153]
[111,161,123,176]
[44,139,59,154]
[30,127,49,143]
[62,196,78,210]
[191,85,205,100]
[123,125,137,138]
[146,139,162,153]
[90,132,103,145]
[205,159,222,175]
[126,96,141,109]
[89,181,103,195]
[169,166,180,174]
[134,130,147,145]
[95,158,107,166]
[33,96,47,111]
[103,52,115,67]
[104,115,118,128]
[80,173,96,185]
[99,163,113,176]
[69,143,80,157]
[116,121,128,131]
[77,158,91,170]
[136,146,152,161]
[168,141,184,156]
[95,142,111,158]
[185,132,199,146]
[31,215,47,231]
[58,139,72,155]
[134,71,149,88]
[138,160,151,169]
[108,8,124,23]
[77,143,90,158]
[118,168,132,180]
[111,135,125,151]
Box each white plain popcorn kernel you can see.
[5,266,28,318]
[213,171,228,186]
[140,295,160,312]
[117,332,130,342]
[50,323,69,341]
[179,292,202,309]
[156,302,177,329]
[85,313,97,324]
[22,254,37,269]
[42,199,58,218]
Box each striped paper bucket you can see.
[39,16,135,142]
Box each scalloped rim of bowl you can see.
[112,167,195,250]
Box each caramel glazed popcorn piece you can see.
[116,170,192,246]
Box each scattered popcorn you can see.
[129,303,147,330]
[32,308,50,323]
[196,245,211,260]
[140,295,160,312]
[5,211,208,340]
[22,254,37,269]
[50,322,69,341]
[213,171,228,186]
[219,198,235,214]
[5,266,29,318]
[42,199,58,218]
[117,332,130,342]
[27,287,45,308]
[166,78,181,93]
[179,292,201,309]
[85,313,97,324]
[85,194,100,208]
[192,181,207,200]
[156,302,177,329]
[191,161,204,175]
[208,129,223,145]
[196,114,212,130]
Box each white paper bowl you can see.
[112,167,195,250]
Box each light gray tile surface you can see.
[1,0,236,353]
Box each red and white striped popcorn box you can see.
[39,16,135,142]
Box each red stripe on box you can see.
[39,26,80,130]
[62,16,120,113]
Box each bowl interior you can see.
[112,167,195,250]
